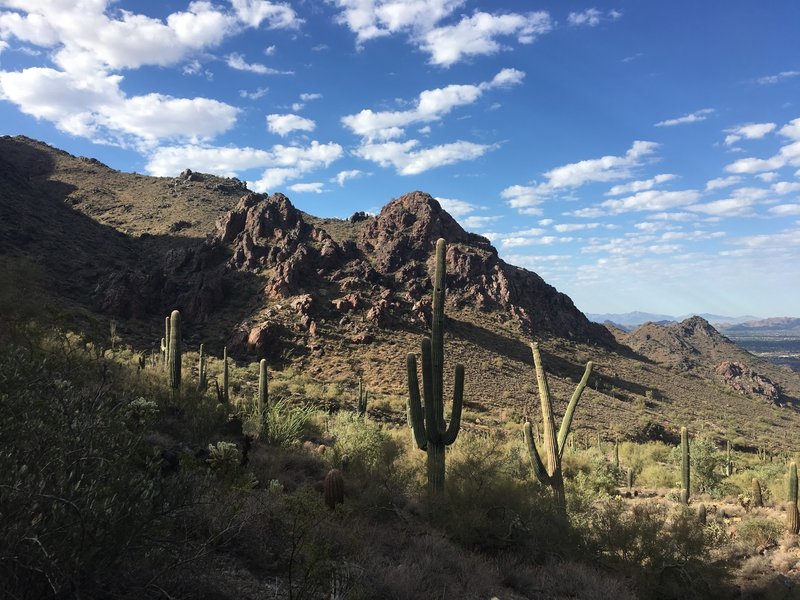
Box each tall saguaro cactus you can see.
[223,345,230,403]
[680,426,690,504]
[407,238,464,493]
[357,378,368,418]
[787,462,799,534]
[164,315,171,370]
[258,358,268,438]
[523,343,593,512]
[198,343,207,392]
[168,310,181,398]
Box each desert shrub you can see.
[669,436,725,495]
[439,432,573,557]
[737,515,783,550]
[264,398,318,447]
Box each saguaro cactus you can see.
[697,503,707,525]
[407,238,464,493]
[258,358,268,438]
[223,345,230,403]
[164,315,171,370]
[752,478,764,508]
[680,426,690,504]
[725,440,733,477]
[357,378,368,418]
[787,462,799,534]
[523,343,593,512]
[198,343,207,392]
[168,310,181,398]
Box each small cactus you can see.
[725,440,733,477]
[680,426,690,505]
[787,462,798,534]
[627,467,634,491]
[324,468,345,509]
[168,310,181,398]
[223,345,230,403]
[613,438,620,470]
[357,378,368,417]
[258,358,268,438]
[752,478,764,508]
[697,503,707,525]
[198,343,207,392]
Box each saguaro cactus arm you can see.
[407,353,427,451]
[440,363,464,445]
[557,360,594,460]
[523,421,551,485]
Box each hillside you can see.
[2,134,800,452]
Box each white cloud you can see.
[755,70,800,85]
[567,8,622,27]
[725,118,800,174]
[288,182,325,193]
[292,92,322,111]
[240,87,268,100]
[723,122,776,146]
[601,189,702,214]
[757,172,779,182]
[421,11,552,67]
[705,175,741,191]
[462,215,501,229]
[0,67,238,147]
[145,140,343,192]
[688,196,759,217]
[654,108,714,127]
[606,173,675,196]
[769,204,800,216]
[773,181,800,194]
[329,1,551,66]
[553,223,602,232]
[341,68,523,141]
[266,113,316,136]
[332,169,365,186]
[435,196,475,217]
[543,140,659,189]
[226,52,291,74]
[356,139,493,175]
[229,0,302,29]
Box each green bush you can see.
[737,516,783,550]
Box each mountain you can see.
[586,311,676,326]
[3,134,800,449]
[717,317,800,335]
[615,316,791,406]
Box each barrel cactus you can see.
[324,468,345,509]
[168,310,181,398]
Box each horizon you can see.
[1,1,798,316]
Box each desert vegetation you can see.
[3,250,800,600]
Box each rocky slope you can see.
[4,135,800,449]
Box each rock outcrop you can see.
[715,361,784,405]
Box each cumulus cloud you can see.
[0,1,302,148]
[267,113,316,136]
[606,173,675,196]
[600,189,701,214]
[229,0,302,29]
[769,204,800,216]
[461,214,501,230]
[725,118,800,174]
[421,11,552,67]
[654,108,714,127]
[342,67,524,141]
[724,122,776,146]
[0,67,238,147]
[705,175,741,191]
[331,169,365,186]
[687,187,767,217]
[329,1,552,66]
[145,140,343,192]
[542,140,659,190]
[240,87,269,100]
[435,196,476,218]
[288,182,325,193]
[356,139,493,175]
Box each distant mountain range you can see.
[587,311,770,329]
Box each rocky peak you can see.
[676,316,720,338]
[359,191,492,272]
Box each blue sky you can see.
[1,1,798,317]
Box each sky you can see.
[0,1,798,318]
